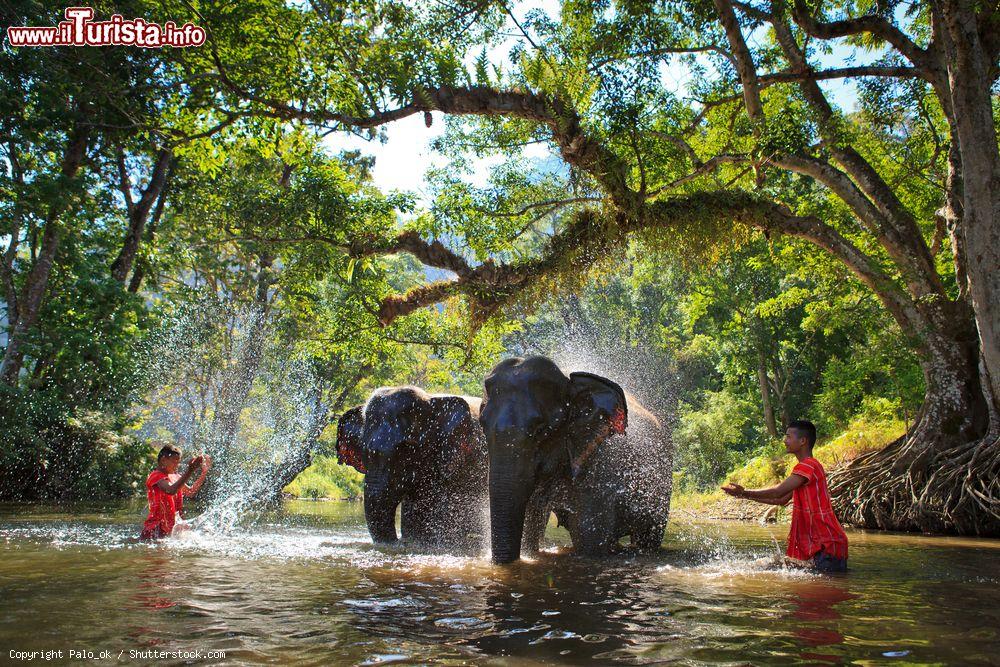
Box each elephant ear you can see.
[565,372,628,477]
[335,406,366,474]
[428,396,483,470]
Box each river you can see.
[2,501,999,665]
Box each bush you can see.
[0,386,153,500]
[284,455,364,499]
[811,418,905,469]
[673,390,757,491]
[726,439,788,489]
[68,422,153,499]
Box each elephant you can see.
[335,386,489,552]
[481,355,673,563]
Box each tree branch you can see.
[349,230,475,278]
[475,196,602,217]
[766,16,947,303]
[789,0,933,71]
[115,148,135,218]
[365,192,923,339]
[111,147,173,283]
[645,153,749,197]
[713,0,765,126]
[212,45,639,210]
[760,65,921,83]
[589,44,737,71]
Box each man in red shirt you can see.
[140,444,212,540]
[722,420,849,572]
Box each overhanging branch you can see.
[367,192,921,337]
[212,45,639,209]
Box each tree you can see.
[193,0,998,533]
[137,128,508,501]
[0,1,233,384]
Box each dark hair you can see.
[157,444,182,461]
[787,420,817,447]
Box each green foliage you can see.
[0,389,152,500]
[724,441,789,491]
[673,390,757,491]
[284,455,364,500]
[814,329,923,435]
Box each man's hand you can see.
[201,454,212,471]
[187,455,204,469]
[721,483,745,498]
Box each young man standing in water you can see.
[721,420,849,573]
[139,444,211,540]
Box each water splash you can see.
[136,298,329,535]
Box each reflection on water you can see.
[2,500,1000,664]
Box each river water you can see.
[2,501,999,665]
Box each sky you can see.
[321,20,872,204]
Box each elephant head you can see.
[336,386,483,544]
[480,356,627,563]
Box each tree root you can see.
[829,420,1000,535]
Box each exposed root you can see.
[830,420,1000,535]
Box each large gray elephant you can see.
[336,386,488,552]
[481,356,673,563]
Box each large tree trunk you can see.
[832,0,1000,536]
[938,0,1000,428]
[262,364,371,501]
[2,141,25,325]
[830,314,998,534]
[211,254,276,457]
[0,126,88,385]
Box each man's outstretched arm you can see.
[722,474,805,504]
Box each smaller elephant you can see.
[481,356,673,563]
[336,386,488,552]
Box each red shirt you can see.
[788,457,848,561]
[141,470,184,538]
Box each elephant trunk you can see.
[489,442,533,564]
[364,470,399,544]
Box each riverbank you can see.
[671,490,789,523]
[282,419,906,521]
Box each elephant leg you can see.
[632,519,666,552]
[548,481,578,545]
[458,491,491,554]
[438,489,480,553]
[520,489,550,556]
[401,497,434,545]
[572,488,618,557]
